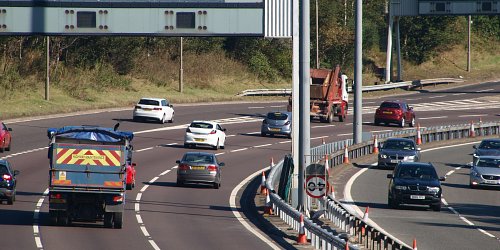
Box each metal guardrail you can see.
[266,121,500,250]
[238,78,465,96]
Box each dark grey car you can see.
[176,152,224,189]
[261,111,292,138]
[0,160,19,205]
[378,138,421,169]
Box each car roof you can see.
[481,138,500,142]
[476,155,500,160]
[386,138,414,143]
[397,162,433,168]
[139,97,166,102]
[190,120,218,125]
[183,151,215,157]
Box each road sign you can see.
[305,175,328,198]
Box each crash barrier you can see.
[265,120,500,249]
[237,78,465,96]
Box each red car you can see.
[126,163,136,190]
[0,122,12,153]
[374,101,415,127]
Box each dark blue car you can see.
[0,160,19,205]
[387,162,445,211]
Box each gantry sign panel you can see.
[391,0,499,16]
[0,0,291,37]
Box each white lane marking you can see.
[230,168,281,250]
[231,148,248,153]
[455,166,462,170]
[279,141,291,144]
[428,95,446,99]
[476,88,494,92]
[254,144,273,148]
[418,116,448,120]
[364,101,376,104]
[312,124,336,128]
[160,169,171,176]
[245,132,262,135]
[136,214,143,224]
[1,147,48,160]
[270,105,285,108]
[460,216,474,226]
[149,177,159,184]
[227,135,237,137]
[248,107,265,109]
[136,193,143,201]
[37,198,44,207]
[149,240,161,250]
[458,114,488,118]
[165,143,178,146]
[478,229,496,238]
[141,226,150,237]
[172,166,178,169]
[215,152,225,156]
[137,147,155,152]
[140,185,150,192]
[135,203,140,212]
[35,237,43,249]
[446,170,455,176]
[345,123,353,126]
[33,188,48,250]
[311,136,328,140]
[338,133,353,136]
[369,130,392,133]
[452,93,466,96]
[33,225,39,234]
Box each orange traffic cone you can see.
[416,123,422,145]
[470,121,475,138]
[329,185,336,199]
[270,157,275,169]
[260,171,267,195]
[345,242,350,250]
[296,214,308,244]
[363,206,369,220]
[413,238,417,250]
[264,192,274,216]
[343,146,350,164]
[372,136,379,154]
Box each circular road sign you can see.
[306,175,328,198]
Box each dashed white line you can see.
[248,106,265,109]
[215,152,225,156]
[406,98,421,100]
[149,240,161,250]
[137,147,155,152]
[172,166,178,169]
[476,88,494,92]
[135,203,140,212]
[230,148,248,152]
[136,193,142,201]
[160,169,171,176]
[270,105,285,108]
[279,141,291,144]
[458,114,488,117]
[35,237,43,248]
[227,135,237,137]
[37,198,44,207]
[33,225,39,234]
[460,216,474,226]
[136,214,143,224]
[452,93,466,96]
[140,185,150,192]
[149,177,159,183]
[254,144,273,148]
[140,226,150,237]
[428,95,446,99]
[418,116,448,120]
[312,124,335,128]
[446,170,455,176]
[311,136,328,140]
[338,133,353,136]
[478,229,496,238]
[244,132,261,135]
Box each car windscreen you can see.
[396,165,438,179]
[383,140,415,150]
[479,141,500,150]
[267,112,289,120]
[380,102,400,109]
[183,154,214,164]
[476,159,500,168]
[190,122,213,129]
[138,99,160,106]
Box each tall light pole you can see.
[315,0,319,69]
[467,15,471,72]
[353,0,363,144]
[179,37,184,93]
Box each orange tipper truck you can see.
[47,126,134,228]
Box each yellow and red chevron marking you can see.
[52,179,72,185]
[104,181,123,187]
[56,148,122,166]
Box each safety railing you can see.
[265,120,500,249]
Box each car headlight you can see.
[394,185,407,190]
[405,155,415,160]
[471,170,479,177]
[427,187,440,193]
[379,154,387,159]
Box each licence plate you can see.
[270,128,280,132]
[390,160,399,163]
[484,180,497,184]
[410,195,425,200]
[194,138,206,142]
[383,111,392,114]
[191,166,205,170]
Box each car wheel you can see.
[133,116,139,122]
[184,143,189,148]
[431,203,441,212]
[169,113,174,123]
[0,140,4,153]
[409,117,415,127]
[7,196,13,205]
[287,134,292,139]
[374,119,380,126]
[176,179,184,187]
[213,182,220,189]
[388,196,398,209]
[58,213,70,226]
[400,118,405,128]
[213,140,220,150]
[160,114,166,124]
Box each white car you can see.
[133,98,174,124]
[184,121,226,150]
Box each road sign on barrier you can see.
[305,175,327,198]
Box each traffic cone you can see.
[416,123,422,145]
[324,155,330,178]
[470,121,475,138]
[363,206,369,220]
[372,136,379,154]
[296,214,308,244]
[345,242,350,250]
[270,157,275,169]
[343,146,350,164]
[260,171,267,195]
[479,117,482,124]
[322,137,326,145]
[412,238,417,250]
[329,185,336,199]
[264,192,274,216]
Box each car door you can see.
[404,103,412,121]
[1,123,9,148]
[217,124,226,145]
[162,99,174,120]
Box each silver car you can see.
[470,156,500,188]
[261,111,292,139]
[176,152,224,189]
[378,138,421,169]
[472,139,500,161]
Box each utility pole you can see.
[353,0,362,144]
[179,37,184,93]
[45,36,50,101]
[467,15,471,72]
[315,0,319,69]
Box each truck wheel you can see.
[113,212,123,229]
[327,113,334,123]
[339,113,346,122]
[58,213,70,226]
[104,212,113,228]
[49,210,58,225]
[126,183,132,190]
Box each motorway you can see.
[0,81,498,249]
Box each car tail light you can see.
[135,105,141,110]
[50,193,62,199]
[179,164,190,170]
[153,107,162,110]
[2,174,12,181]
[113,195,123,202]
[210,130,216,134]
[186,127,192,133]
[285,121,291,125]
[207,165,218,172]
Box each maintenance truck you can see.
[47,125,134,228]
[288,65,349,123]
